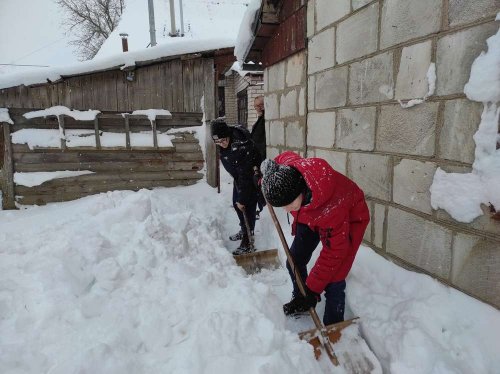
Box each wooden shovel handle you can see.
[266,202,339,366]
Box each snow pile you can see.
[14,171,94,187]
[430,18,500,222]
[0,108,14,124]
[0,185,322,373]
[24,106,100,121]
[347,247,500,373]
[1,165,500,372]
[235,0,262,63]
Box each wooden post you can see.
[2,123,16,209]
[124,114,131,149]
[94,117,101,149]
[58,115,66,150]
[152,119,158,149]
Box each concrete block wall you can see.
[264,51,308,160]
[302,0,499,307]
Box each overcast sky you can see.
[0,0,78,74]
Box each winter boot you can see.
[229,230,244,241]
[232,234,255,255]
[283,295,309,316]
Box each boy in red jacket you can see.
[261,151,369,325]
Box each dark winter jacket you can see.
[275,151,370,294]
[251,115,266,159]
[219,126,262,205]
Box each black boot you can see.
[232,234,255,255]
[283,295,310,316]
[229,230,244,241]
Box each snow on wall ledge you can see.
[430,15,500,223]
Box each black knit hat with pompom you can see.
[211,119,231,140]
[261,159,306,207]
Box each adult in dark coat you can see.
[250,95,266,216]
[211,119,263,254]
[261,151,370,325]
[250,96,266,159]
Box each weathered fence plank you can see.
[2,123,15,209]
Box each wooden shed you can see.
[0,47,236,209]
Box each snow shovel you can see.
[267,203,380,372]
[233,206,281,274]
[266,202,340,366]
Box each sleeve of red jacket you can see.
[306,219,351,294]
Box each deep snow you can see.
[1,165,500,373]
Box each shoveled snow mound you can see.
[0,185,322,373]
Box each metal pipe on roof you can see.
[179,0,184,36]
[148,0,157,47]
[169,0,177,37]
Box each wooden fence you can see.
[1,108,205,208]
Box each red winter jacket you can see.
[275,151,370,294]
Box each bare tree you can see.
[56,0,126,60]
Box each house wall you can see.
[264,51,308,159]
[263,0,500,308]
[224,72,264,128]
[234,73,264,129]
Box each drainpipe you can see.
[148,0,157,46]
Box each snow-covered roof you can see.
[0,0,254,90]
[234,0,262,63]
[0,39,234,90]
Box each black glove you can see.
[253,168,263,189]
[283,286,320,316]
[303,285,320,308]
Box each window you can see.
[218,86,226,118]
[237,90,248,127]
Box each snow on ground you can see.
[1,168,500,373]
[430,16,500,222]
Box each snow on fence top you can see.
[0,108,13,124]
[126,109,173,121]
[234,0,262,63]
[0,38,235,90]
[23,106,101,121]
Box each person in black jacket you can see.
[251,95,266,159]
[250,95,266,217]
[211,119,263,255]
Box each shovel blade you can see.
[299,318,381,373]
[234,248,280,274]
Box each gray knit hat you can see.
[261,159,306,207]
